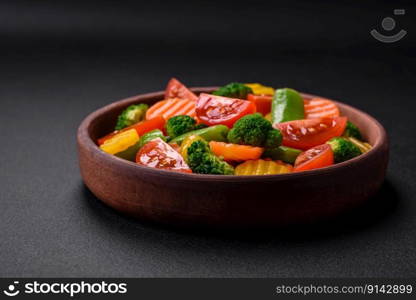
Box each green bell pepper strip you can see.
[138,129,166,149]
[271,88,305,124]
[262,146,302,164]
[114,142,141,162]
[115,129,166,161]
[169,125,229,145]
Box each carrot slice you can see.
[247,94,273,115]
[304,98,340,119]
[146,98,195,120]
[209,141,263,161]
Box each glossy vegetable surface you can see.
[304,98,339,119]
[146,98,195,120]
[262,146,302,163]
[245,83,274,96]
[100,129,139,156]
[196,93,256,127]
[271,88,305,124]
[275,117,347,150]
[294,144,334,172]
[138,129,166,149]
[247,94,273,115]
[96,80,373,176]
[165,78,198,101]
[169,124,229,145]
[136,138,192,173]
[209,141,263,161]
[98,116,165,145]
[235,159,293,175]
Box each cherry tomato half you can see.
[165,78,198,101]
[294,144,334,172]
[196,93,256,128]
[274,117,347,150]
[136,138,192,173]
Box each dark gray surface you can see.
[0,0,415,277]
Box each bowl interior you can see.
[85,88,382,152]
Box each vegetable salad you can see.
[97,78,372,175]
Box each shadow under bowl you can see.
[77,87,389,228]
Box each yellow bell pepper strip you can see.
[345,137,372,153]
[235,159,293,175]
[99,129,140,158]
[245,83,275,95]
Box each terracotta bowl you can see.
[77,87,389,228]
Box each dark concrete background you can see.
[0,0,415,277]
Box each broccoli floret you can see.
[264,129,283,148]
[327,137,361,163]
[165,115,197,139]
[212,82,253,99]
[343,121,363,140]
[227,113,282,148]
[115,104,148,130]
[187,140,234,175]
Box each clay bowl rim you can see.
[77,87,388,183]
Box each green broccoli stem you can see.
[262,146,302,164]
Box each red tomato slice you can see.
[136,138,192,173]
[196,93,256,127]
[294,144,334,172]
[97,116,165,145]
[274,117,347,150]
[247,94,273,115]
[165,78,198,101]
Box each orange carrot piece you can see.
[304,98,340,119]
[209,141,263,161]
[146,98,195,120]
